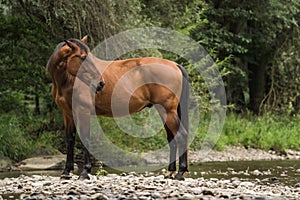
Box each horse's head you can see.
[47,36,105,93]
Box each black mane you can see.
[46,41,65,71]
[69,38,89,53]
[46,39,89,71]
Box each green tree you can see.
[0,6,52,114]
[189,0,300,114]
[245,0,300,114]
[0,0,146,114]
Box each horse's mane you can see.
[46,39,89,72]
[69,39,89,53]
[46,41,66,72]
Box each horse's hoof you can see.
[79,173,90,180]
[164,171,176,179]
[174,174,185,181]
[79,176,90,180]
[60,174,72,180]
[174,171,186,181]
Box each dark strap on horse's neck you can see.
[96,81,105,92]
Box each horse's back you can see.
[103,57,183,97]
[94,57,183,117]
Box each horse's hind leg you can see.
[158,108,188,180]
[156,105,180,179]
[165,124,177,178]
[173,103,188,180]
[166,110,188,180]
[174,119,188,180]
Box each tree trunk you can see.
[248,62,267,114]
[35,95,40,115]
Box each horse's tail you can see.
[177,64,189,135]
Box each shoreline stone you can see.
[143,146,300,165]
[189,146,300,163]
[17,155,66,171]
[0,174,299,200]
[0,157,12,172]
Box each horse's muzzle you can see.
[91,81,105,93]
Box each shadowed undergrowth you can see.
[0,112,299,162]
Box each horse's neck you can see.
[52,66,75,88]
[93,56,113,72]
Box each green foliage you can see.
[262,25,300,114]
[0,4,54,114]
[216,113,300,151]
[0,0,300,163]
[96,161,108,176]
[1,0,299,114]
[97,114,167,152]
[1,110,299,162]
[0,112,64,161]
[96,111,300,153]
[187,0,300,113]
[0,114,33,161]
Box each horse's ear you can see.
[64,40,76,50]
[81,35,88,43]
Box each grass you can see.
[0,111,65,161]
[97,111,300,153]
[215,113,300,151]
[97,115,168,152]
[0,114,34,161]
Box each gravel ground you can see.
[0,173,299,200]
[0,147,299,200]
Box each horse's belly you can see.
[95,96,147,118]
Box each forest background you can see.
[0,0,299,162]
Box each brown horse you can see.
[46,36,189,180]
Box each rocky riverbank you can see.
[189,146,300,163]
[0,173,299,200]
[0,147,299,199]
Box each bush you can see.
[96,111,300,154]
[0,112,64,161]
[0,114,33,161]
[1,109,299,163]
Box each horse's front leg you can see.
[61,118,76,179]
[78,114,92,180]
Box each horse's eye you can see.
[81,55,87,61]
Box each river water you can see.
[188,159,300,187]
[1,159,299,186]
